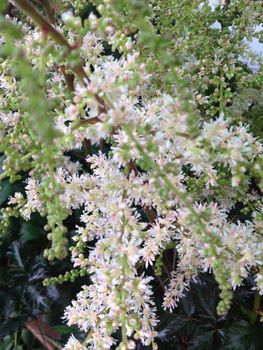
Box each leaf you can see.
[51,325,78,335]
[221,320,262,350]
[21,328,34,348]
[9,241,23,268]
[189,324,223,350]
[27,285,47,308]
[180,292,195,317]
[0,180,14,205]
[0,316,28,338]
[0,15,23,40]
[157,316,199,342]
[0,336,13,350]
[0,155,5,172]
[0,293,15,319]
[192,279,217,321]
[46,286,60,301]
[19,222,44,244]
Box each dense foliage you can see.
[0,0,262,349]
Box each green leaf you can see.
[0,155,5,172]
[0,180,15,205]
[189,324,222,350]
[0,1,6,12]
[0,336,13,350]
[51,325,78,335]
[0,15,23,40]
[222,321,262,350]
[21,328,34,348]
[19,222,44,244]
[180,293,195,317]
[0,316,28,338]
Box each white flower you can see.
[64,335,86,350]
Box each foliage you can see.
[0,0,262,349]
[156,273,263,350]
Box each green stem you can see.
[123,123,232,313]
[39,37,47,88]
[121,314,128,343]
[219,68,224,114]
[123,124,193,208]
[0,153,33,181]
[0,171,8,181]
[14,331,18,349]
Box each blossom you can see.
[81,33,103,60]
[1,2,263,348]
[21,178,43,219]
[64,335,86,350]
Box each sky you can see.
[208,0,263,55]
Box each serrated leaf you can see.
[189,324,223,350]
[157,315,198,342]
[27,285,47,308]
[192,280,217,321]
[19,222,43,244]
[0,316,28,338]
[180,292,195,317]
[10,241,23,268]
[222,320,261,350]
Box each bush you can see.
[0,1,262,349]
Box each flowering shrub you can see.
[0,0,262,349]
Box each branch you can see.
[32,0,56,24]
[12,0,108,114]
[60,65,75,92]
[12,0,70,48]
[26,317,59,350]
[12,0,91,85]
[41,0,56,24]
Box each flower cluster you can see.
[0,0,262,349]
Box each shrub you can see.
[0,1,262,349]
